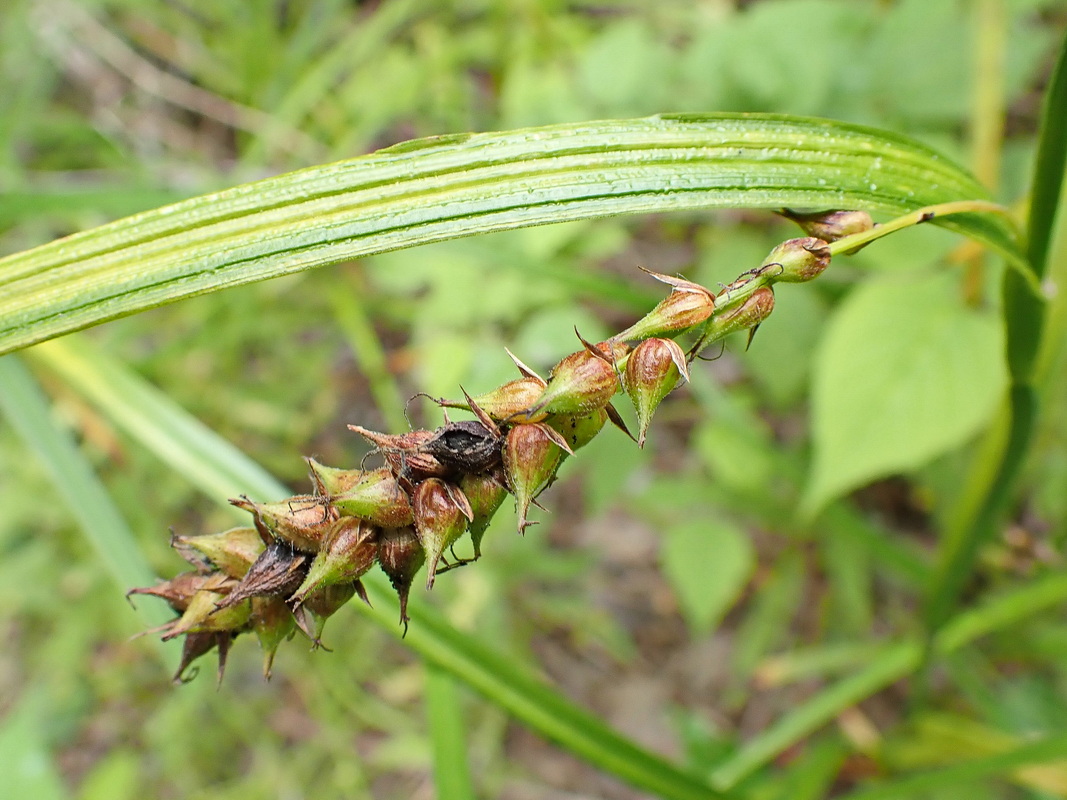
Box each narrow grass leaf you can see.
[424,664,476,800]
[0,114,1023,356]
[838,730,1067,800]
[0,354,175,657]
[712,571,1067,788]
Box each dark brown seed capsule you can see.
[421,419,503,474]
[216,541,309,609]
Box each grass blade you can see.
[424,664,476,800]
[837,730,1067,800]
[711,571,1067,789]
[0,114,1023,356]
[923,29,1067,635]
[0,354,175,659]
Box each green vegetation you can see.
[1,1,1066,798]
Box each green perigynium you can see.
[131,213,850,683]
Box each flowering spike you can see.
[330,467,414,527]
[413,479,471,589]
[290,518,379,606]
[172,527,265,579]
[623,338,689,447]
[502,423,566,533]
[230,495,337,553]
[760,237,831,283]
[612,269,716,342]
[377,526,425,632]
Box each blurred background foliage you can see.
[2,0,1066,798]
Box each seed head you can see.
[437,377,547,422]
[251,596,296,680]
[128,570,217,613]
[519,333,626,419]
[160,584,251,641]
[348,426,449,485]
[306,458,368,497]
[546,408,609,452]
[292,581,360,648]
[172,631,235,685]
[702,286,776,348]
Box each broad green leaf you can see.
[804,271,1007,513]
[662,518,754,634]
[0,114,1022,356]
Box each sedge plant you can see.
[1,17,1065,800]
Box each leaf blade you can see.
[0,114,1022,355]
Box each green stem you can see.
[921,27,1067,636]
